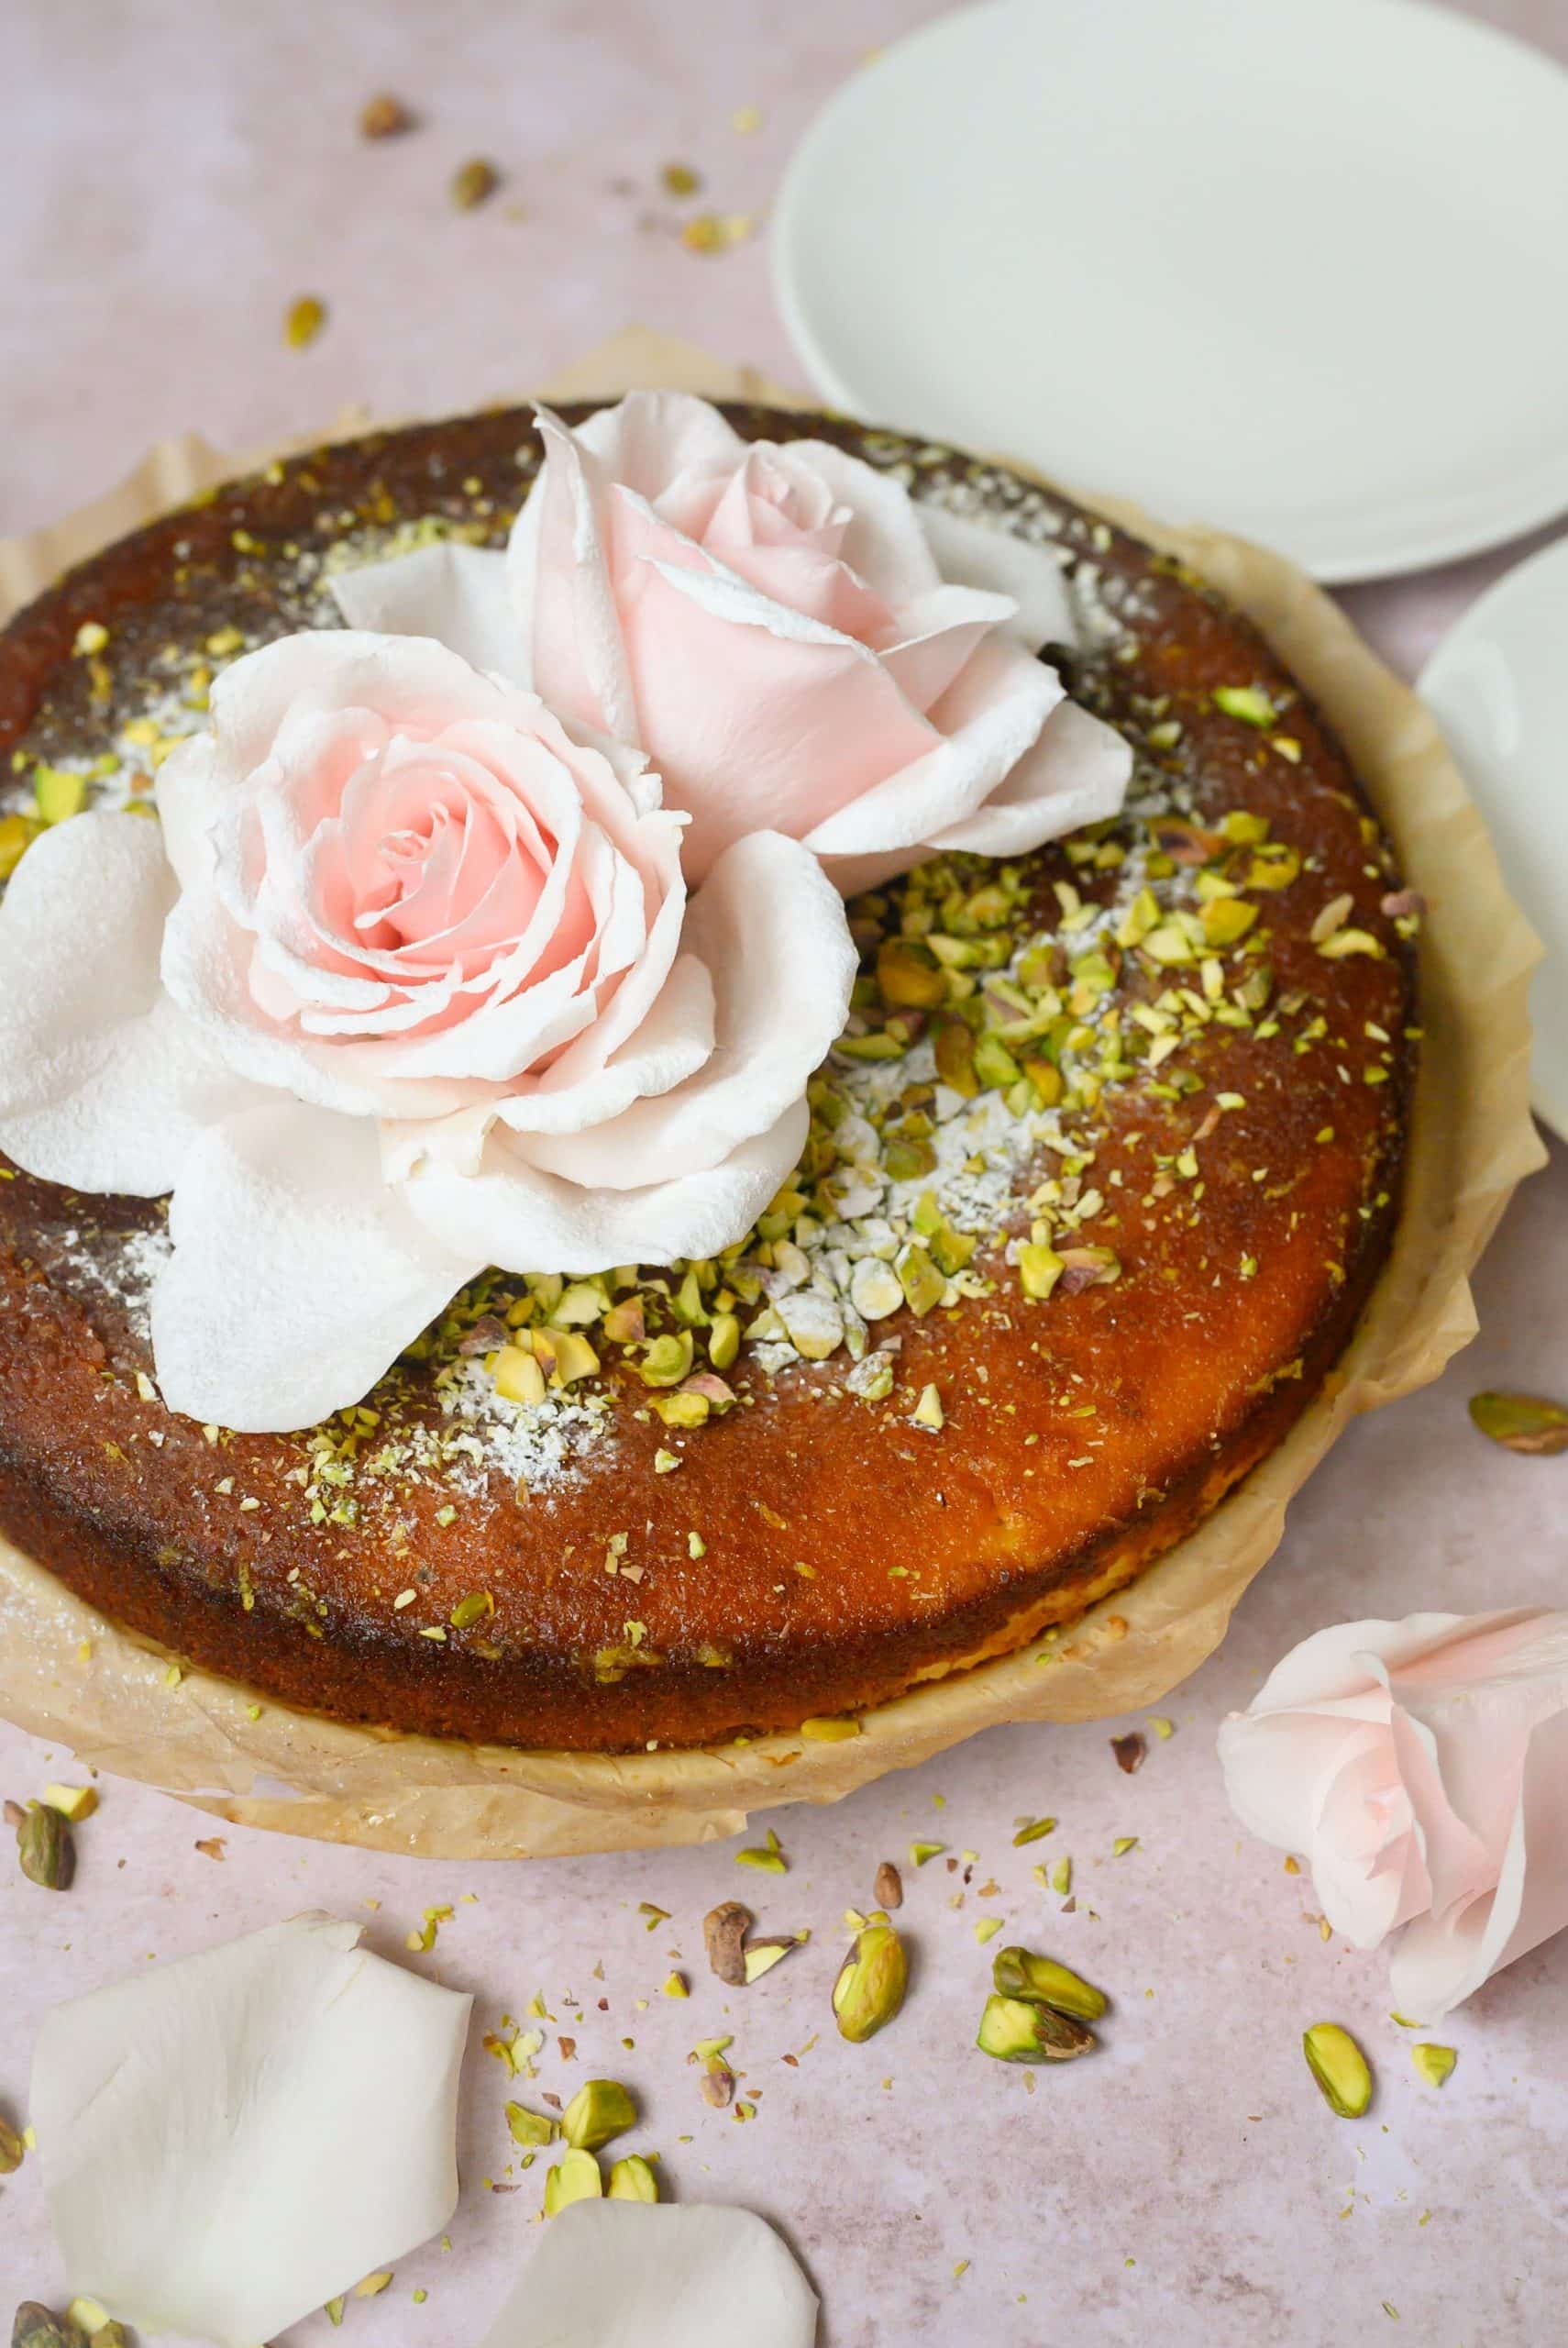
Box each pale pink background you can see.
[2,5,1566,2343]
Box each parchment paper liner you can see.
[0,331,1544,1857]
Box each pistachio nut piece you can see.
[607,2154,660,2203]
[702,1899,752,1986]
[1411,2043,1457,2089]
[504,2100,556,2149]
[11,2311,89,2348]
[1468,1390,1568,1456]
[832,1922,908,2043]
[1303,2022,1373,2117]
[0,2116,23,2176]
[16,1801,74,1891]
[561,2078,636,2153]
[977,1992,1095,2063]
[989,1945,1107,2021]
[543,2146,604,2215]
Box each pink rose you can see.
[1219,1610,1568,2018]
[0,632,855,1430]
[333,391,1131,892]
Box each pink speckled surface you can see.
[2,5,1566,2342]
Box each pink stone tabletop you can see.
[2,6,1566,2342]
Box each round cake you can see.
[0,403,1416,1752]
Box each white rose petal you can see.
[478,2200,819,2348]
[31,1912,470,2348]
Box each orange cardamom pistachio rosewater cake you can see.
[0,401,1415,1753]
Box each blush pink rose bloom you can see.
[333,391,1131,893]
[0,633,855,1431]
[1218,1610,1568,2019]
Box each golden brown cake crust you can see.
[0,404,1415,1752]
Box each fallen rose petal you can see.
[31,1911,470,2347]
[477,2200,818,2348]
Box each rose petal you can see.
[329,542,521,679]
[0,813,262,1193]
[478,2200,818,2348]
[151,1101,481,1429]
[1391,1707,1568,2021]
[767,435,944,609]
[799,637,1060,890]
[916,502,1077,650]
[518,831,856,1191]
[511,404,640,742]
[403,1107,806,1274]
[32,1911,469,2348]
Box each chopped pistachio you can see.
[700,2054,735,2109]
[974,1918,1004,1945]
[1011,1816,1055,1845]
[832,1922,908,2043]
[896,1243,945,1317]
[977,1992,1095,2063]
[990,1945,1107,2021]
[1411,2043,1456,2089]
[33,768,86,825]
[1017,1243,1064,1301]
[661,1972,689,1999]
[735,1840,788,1875]
[355,2270,394,2297]
[1148,1716,1175,1740]
[505,2100,556,2149]
[41,1782,96,1822]
[1468,1390,1568,1456]
[1303,2022,1373,2117]
[910,1840,946,1866]
[1212,684,1275,728]
[653,1390,709,1428]
[359,91,414,138]
[16,1800,73,1890]
[607,2153,660,2202]
[874,1860,903,1910]
[1050,1857,1072,1895]
[544,2146,603,2214]
[283,294,326,349]
[449,1589,494,1631]
[703,1899,752,1985]
[1112,1837,1138,1858]
[639,1331,695,1387]
[492,1343,547,1406]
[12,2312,91,2348]
[911,1381,946,1434]
[451,156,501,208]
[561,2077,636,2153]
[661,161,702,196]
[0,2114,24,2174]
[744,1934,804,1984]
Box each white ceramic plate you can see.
[773,0,1568,581]
[1420,533,1568,1139]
